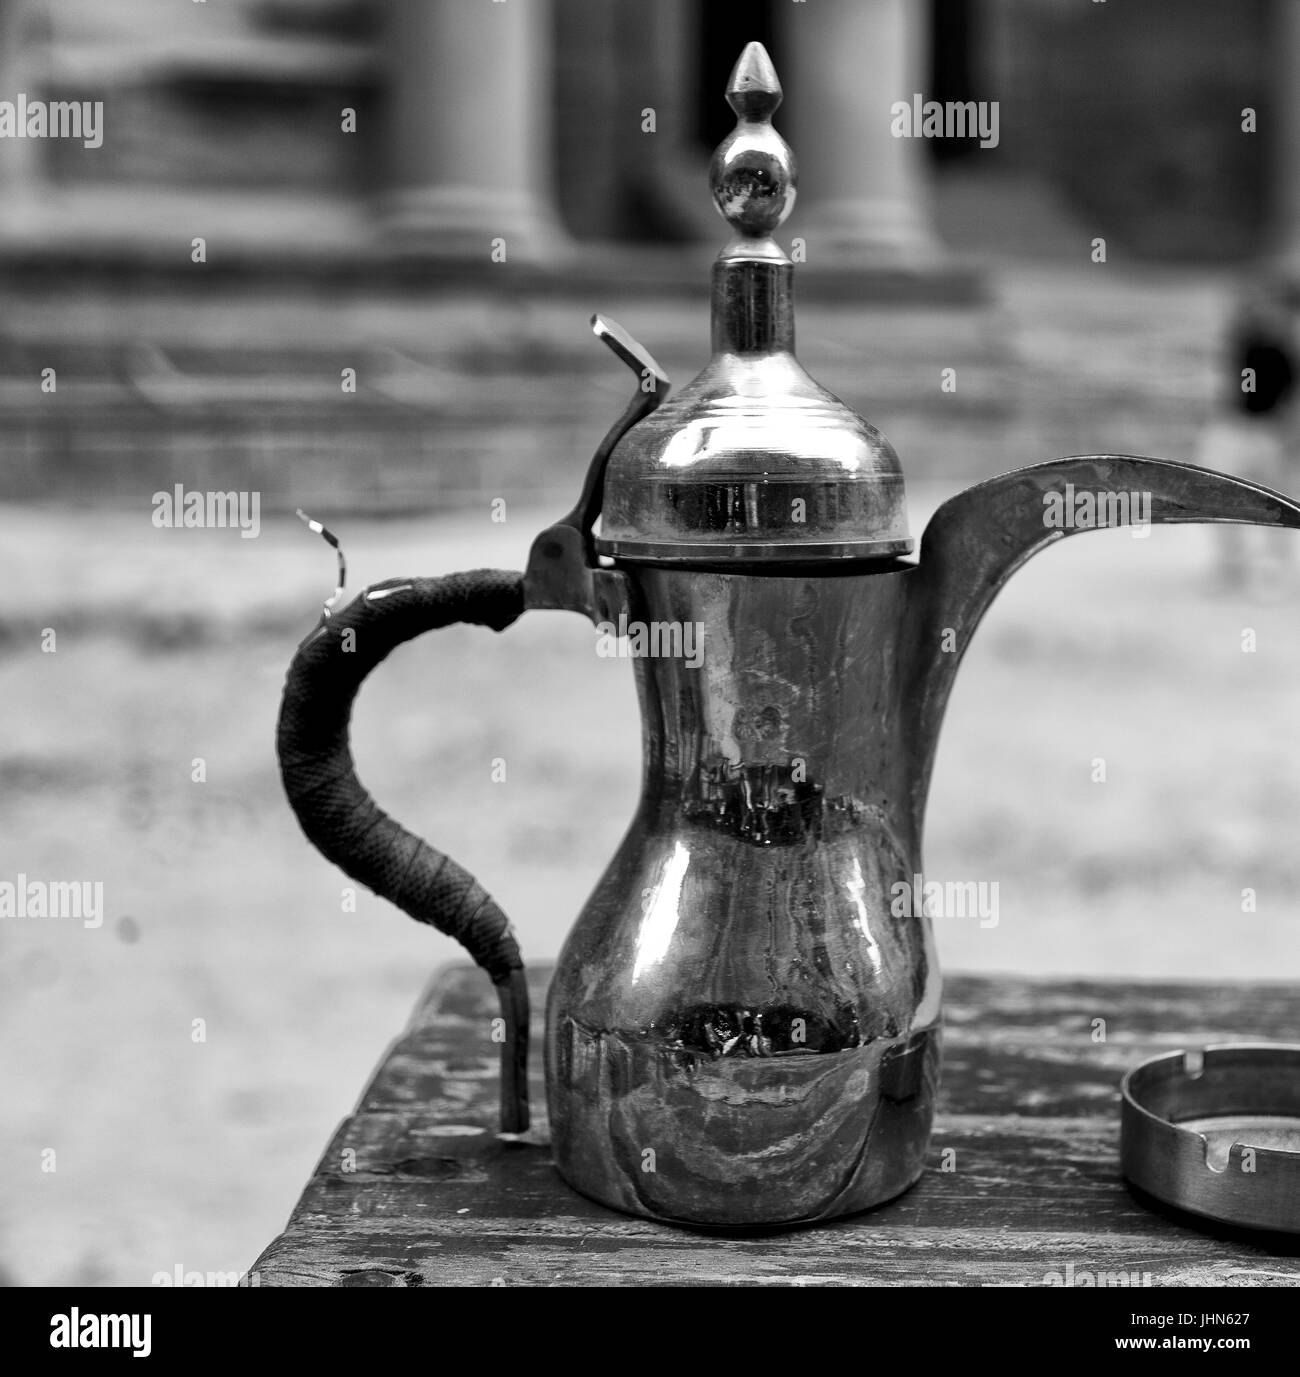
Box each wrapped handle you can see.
[276,569,530,1132]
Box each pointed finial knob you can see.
[710,42,796,243]
[726,39,783,120]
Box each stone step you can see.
[0,264,1236,509]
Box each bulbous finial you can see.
[709,41,796,245]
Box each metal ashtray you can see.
[1121,1044,1300,1233]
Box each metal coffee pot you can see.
[278,43,1300,1227]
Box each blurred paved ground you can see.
[4,201,1300,1284]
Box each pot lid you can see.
[595,41,913,565]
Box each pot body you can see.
[546,563,941,1226]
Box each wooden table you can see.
[252,963,1300,1286]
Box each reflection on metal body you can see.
[546,566,939,1225]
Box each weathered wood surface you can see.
[251,964,1300,1286]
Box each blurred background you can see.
[3,0,1300,1285]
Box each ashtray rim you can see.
[1120,1041,1300,1235]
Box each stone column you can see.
[780,0,943,268]
[614,0,715,241]
[382,0,568,263]
[1272,0,1300,269]
[0,0,51,233]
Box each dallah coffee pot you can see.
[277,43,1300,1227]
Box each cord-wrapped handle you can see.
[276,569,530,1132]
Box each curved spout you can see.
[901,454,1300,839]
